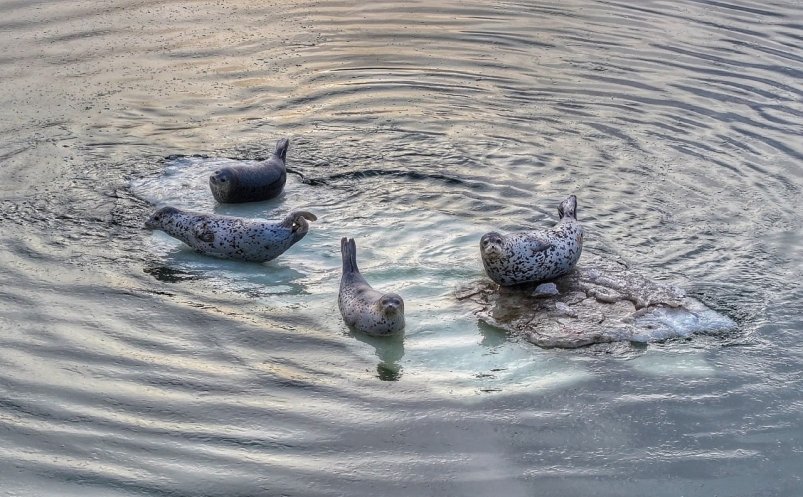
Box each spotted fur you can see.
[480,195,583,286]
[145,206,316,262]
[338,238,405,336]
[209,138,289,204]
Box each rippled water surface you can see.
[1,1,801,495]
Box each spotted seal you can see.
[209,138,289,203]
[145,206,316,262]
[338,238,405,336]
[480,195,583,286]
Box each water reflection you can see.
[143,264,201,283]
[477,320,508,349]
[350,330,406,382]
[147,242,311,296]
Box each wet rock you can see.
[457,253,736,348]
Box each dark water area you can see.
[1,1,801,495]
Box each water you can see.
[1,0,801,495]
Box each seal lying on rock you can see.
[480,195,583,286]
[457,252,736,348]
[338,238,405,336]
[145,206,316,262]
[209,138,289,203]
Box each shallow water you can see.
[1,0,802,495]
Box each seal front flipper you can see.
[193,221,216,243]
[529,239,553,254]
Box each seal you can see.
[209,138,289,203]
[145,206,316,262]
[338,238,405,336]
[480,195,583,286]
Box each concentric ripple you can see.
[1,0,801,495]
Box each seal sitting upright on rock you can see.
[480,195,583,286]
[338,238,405,336]
[209,138,290,203]
[145,206,316,262]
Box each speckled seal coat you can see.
[209,138,289,204]
[338,238,405,336]
[480,195,583,286]
[145,206,316,262]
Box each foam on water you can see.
[627,299,737,343]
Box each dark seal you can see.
[209,138,289,203]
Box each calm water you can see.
[1,0,801,495]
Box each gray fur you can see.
[145,206,316,262]
[338,238,405,336]
[209,138,289,204]
[480,195,583,286]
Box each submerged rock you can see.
[456,253,736,349]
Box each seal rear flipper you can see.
[557,195,578,220]
[340,237,359,274]
[193,222,215,243]
[348,238,359,273]
[273,138,290,162]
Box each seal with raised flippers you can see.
[480,195,583,286]
[338,238,405,336]
[209,138,289,203]
[145,206,316,262]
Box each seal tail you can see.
[341,237,359,274]
[274,138,290,162]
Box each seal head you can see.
[480,232,504,260]
[145,206,180,230]
[209,138,290,204]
